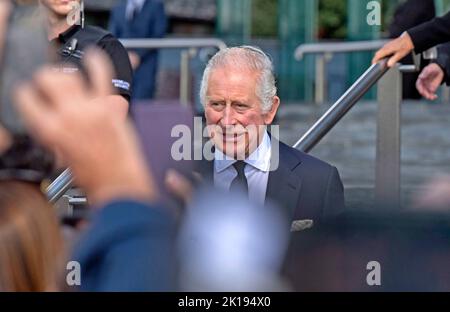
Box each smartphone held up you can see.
[0,1,55,182]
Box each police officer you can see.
[42,0,133,118]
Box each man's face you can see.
[40,0,79,16]
[204,66,279,159]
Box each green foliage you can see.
[251,0,278,37]
[248,0,404,39]
[318,0,347,39]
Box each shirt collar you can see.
[126,0,147,19]
[49,24,81,46]
[214,131,272,173]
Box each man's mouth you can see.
[221,132,245,142]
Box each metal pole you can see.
[375,65,402,207]
[442,86,450,103]
[315,54,326,104]
[180,50,190,106]
[294,59,389,153]
[295,39,389,60]
[120,38,227,51]
[179,48,197,106]
[46,168,74,204]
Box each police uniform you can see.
[51,24,133,101]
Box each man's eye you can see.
[236,103,248,109]
[210,102,224,108]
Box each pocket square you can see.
[291,219,314,232]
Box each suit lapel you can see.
[195,137,303,217]
[266,140,302,218]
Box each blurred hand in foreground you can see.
[372,32,415,67]
[164,169,195,206]
[14,49,157,206]
[0,125,11,155]
[416,63,445,100]
[0,1,12,155]
[128,51,141,71]
[413,175,450,211]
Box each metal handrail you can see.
[121,38,227,106]
[46,168,74,203]
[294,39,389,104]
[294,39,389,60]
[294,59,389,153]
[119,38,227,51]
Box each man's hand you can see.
[14,49,157,207]
[416,63,445,100]
[372,32,415,67]
[164,169,195,206]
[413,175,450,211]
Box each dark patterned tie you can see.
[230,161,248,196]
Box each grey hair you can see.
[200,46,277,112]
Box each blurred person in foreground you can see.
[11,48,175,291]
[109,0,167,100]
[0,1,64,291]
[0,1,173,291]
[195,46,345,221]
[178,189,292,291]
[0,0,174,289]
[42,0,132,118]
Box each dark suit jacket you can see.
[408,9,450,53]
[109,0,167,99]
[389,0,435,38]
[196,138,345,221]
[72,200,175,291]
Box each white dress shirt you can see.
[214,131,272,206]
[126,0,146,20]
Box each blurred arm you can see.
[73,200,175,291]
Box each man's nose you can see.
[220,105,236,126]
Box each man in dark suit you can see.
[109,0,167,100]
[197,46,345,221]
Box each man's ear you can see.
[264,96,280,125]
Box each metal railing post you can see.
[46,168,74,204]
[315,54,326,104]
[295,40,389,104]
[375,65,402,207]
[314,52,333,104]
[179,48,197,106]
[294,59,389,153]
[442,86,450,103]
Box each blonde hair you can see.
[0,181,64,291]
